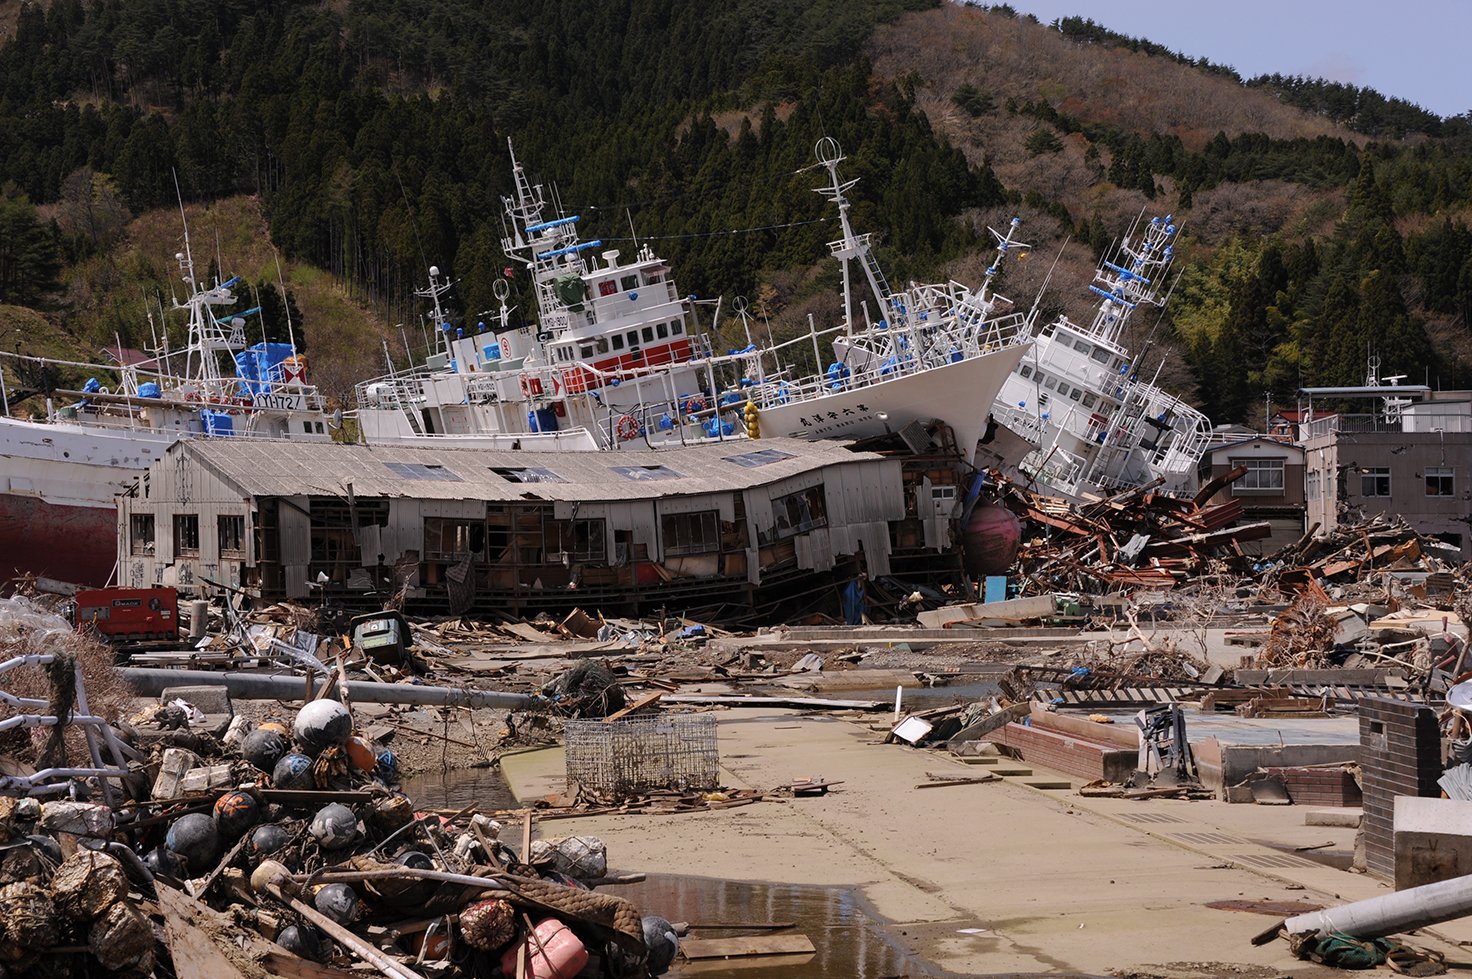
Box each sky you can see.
[987,1,1472,119]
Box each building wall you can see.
[118,446,917,607]
[117,461,253,594]
[1199,439,1307,554]
[1304,429,1472,557]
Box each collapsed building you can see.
[115,436,968,619]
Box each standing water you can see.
[401,768,935,976]
[612,875,932,978]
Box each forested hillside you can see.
[2,0,1471,422]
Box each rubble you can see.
[0,598,712,978]
[11,475,1472,977]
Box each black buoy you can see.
[276,924,326,961]
[165,812,220,873]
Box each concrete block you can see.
[179,764,234,795]
[159,684,235,737]
[916,594,1057,629]
[1224,784,1255,804]
[159,685,233,716]
[1306,808,1363,828]
[1394,796,1472,889]
[151,747,201,800]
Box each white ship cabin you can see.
[1000,319,1136,450]
[438,246,697,386]
[997,318,1209,497]
[116,436,949,618]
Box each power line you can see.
[597,215,834,243]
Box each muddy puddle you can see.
[400,764,520,811]
[841,680,1001,708]
[406,769,932,976]
[611,874,932,978]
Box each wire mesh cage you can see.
[564,714,719,798]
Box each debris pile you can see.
[0,599,693,978]
[1000,476,1268,594]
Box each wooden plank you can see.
[604,691,663,722]
[260,951,371,979]
[156,884,250,978]
[915,775,997,789]
[680,934,816,960]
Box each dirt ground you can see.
[500,707,1472,978]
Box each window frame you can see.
[173,513,200,558]
[661,510,721,557]
[1360,466,1391,498]
[218,514,246,558]
[130,514,156,556]
[1426,466,1455,497]
[1231,457,1286,494]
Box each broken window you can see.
[662,510,721,556]
[612,465,682,481]
[722,448,796,468]
[492,467,565,483]
[767,486,828,541]
[383,462,462,482]
[424,518,486,560]
[544,519,607,562]
[130,514,155,556]
[1426,467,1455,497]
[173,514,199,557]
[218,515,246,558]
[1360,467,1391,497]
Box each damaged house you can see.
[115,436,964,618]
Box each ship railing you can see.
[1022,447,1085,493]
[741,309,1030,411]
[1305,411,1472,438]
[991,404,1045,443]
[357,375,431,408]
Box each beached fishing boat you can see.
[985,214,1211,499]
[0,238,330,586]
[356,139,1034,467]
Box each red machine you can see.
[73,587,178,642]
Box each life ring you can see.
[521,375,543,397]
[682,394,707,415]
[616,414,640,442]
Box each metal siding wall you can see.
[869,521,893,575]
[280,497,311,596]
[388,499,423,558]
[421,499,487,519]
[658,493,735,521]
[747,487,775,543]
[807,526,834,571]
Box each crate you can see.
[564,714,719,798]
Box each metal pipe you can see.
[119,668,535,709]
[1283,871,1472,939]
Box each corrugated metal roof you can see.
[177,436,883,502]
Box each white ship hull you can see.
[761,341,1030,463]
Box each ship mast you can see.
[813,138,896,331]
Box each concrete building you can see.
[1198,433,1306,556]
[1300,387,1472,558]
[116,436,967,618]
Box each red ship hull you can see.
[0,493,117,587]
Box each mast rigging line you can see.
[594,215,834,243]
